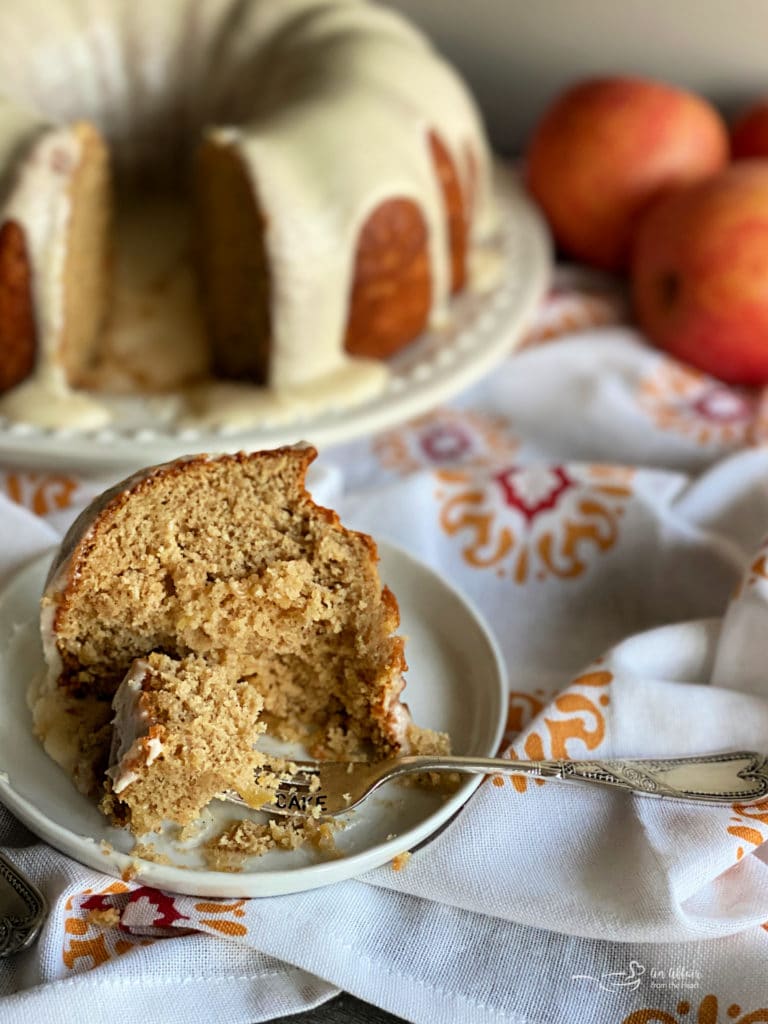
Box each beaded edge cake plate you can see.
[0,170,551,472]
[0,541,507,898]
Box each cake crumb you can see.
[121,860,141,882]
[407,724,450,756]
[131,841,172,865]
[403,723,455,789]
[391,852,411,872]
[176,818,208,842]
[204,815,343,870]
[86,907,121,928]
[99,839,114,856]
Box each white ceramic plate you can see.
[0,170,551,472]
[0,542,506,897]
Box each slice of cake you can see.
[33,445,438,837]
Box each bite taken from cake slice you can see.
[32,445,445,839]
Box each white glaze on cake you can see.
[3,130,79,371]
[106,659,164,795]
[0,116,110,428]
[217,1,496,394]
[0,0,496,431]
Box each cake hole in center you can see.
[82,189,211,393]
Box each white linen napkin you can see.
[2,271,768,1022]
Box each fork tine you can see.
[274,779,312,794]
[284,760,322,771]
[265,761,320,780]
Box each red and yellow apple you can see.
[526,76,729,271]
[731,100,768,159]
[632,162,768,386]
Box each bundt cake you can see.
[32,445,444,834]
[0,0,496,430]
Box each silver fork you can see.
[226,749,768,817]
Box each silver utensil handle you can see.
[0,853,46,957]
[395,751,768,804]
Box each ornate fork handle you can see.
[390,750,768,804]
[0,853,46,957]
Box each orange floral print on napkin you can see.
[623,993,768,1024]
[521,286,627,349]
[519,269,629,351]
[3,470,79,517]
[436,463,633,583]
[636,362,760,448]
[61,883,253,973]
[62,882,156,973]
[727,802,768,861]
[498,669,613,794]
[193,899,249,937]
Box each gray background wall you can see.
[382,0,768,153]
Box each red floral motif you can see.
[61,884,254,974]
[62,882,156,972]
[119,887,191,932]
[80,892,121,917]
[494,465,573,523]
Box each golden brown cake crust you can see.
[0,219,36,393]
[344,132,468,361]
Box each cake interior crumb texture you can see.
[36,448,447,846]
[61,122,111,385]
[101,652,275,836]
